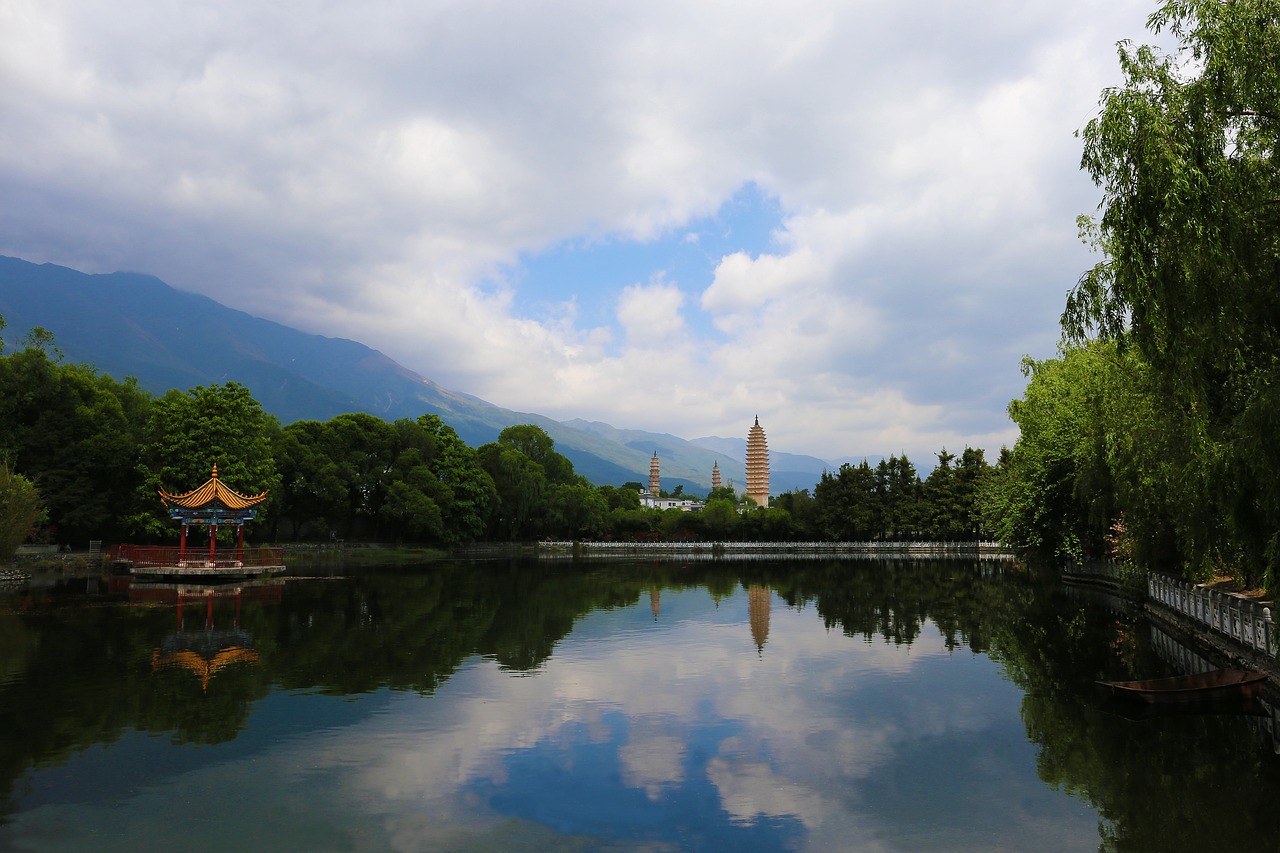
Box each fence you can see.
[1147,573,1275,657]
[115,545,285,572]
[541,540,1012,556]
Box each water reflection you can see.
[131,581,281,692]
[0,559,1277,851]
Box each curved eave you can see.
[159,478,269,512]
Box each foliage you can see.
[0,310,1006,547]
[132,382,281,538]
[271,413,495,545]
[1057,0,1280,587]
[0,460,43,560]
[0,335,151,544]
[980,348,1117,561]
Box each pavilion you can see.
[117,464,284,579]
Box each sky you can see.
[0,0,1160,462]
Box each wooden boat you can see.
[1096,668,1268,704]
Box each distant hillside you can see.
[0,256,830,492]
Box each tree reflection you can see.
[1,558,1277,846]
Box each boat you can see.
[1096,668,1269,704]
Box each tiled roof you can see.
[158,464,269,511]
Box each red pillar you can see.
[209,524,217,563]
[237,524,245,565]
[179,523,187,563]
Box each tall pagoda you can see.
[649,451,661,496]
[747,414,762,507]
[745,416,770,508]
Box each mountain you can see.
[0,256,829,492]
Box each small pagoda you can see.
[120,464,283,579]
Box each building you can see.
[711,461,722,491]
[745,416,770,508]
[638,490,704,511]
[637,451,705,511]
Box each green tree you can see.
[545,482,607,539]
[416,414,496,544]
[980,347,1117,560]
[876,455,921,539]
[0,460,43,560]
[273,420,348,540]
[814,462,878,540]
[773,489,819,539]
[598,484,641,512]
[1067,0,1280,586]
[323,412,399,539]
[479,443,548,540]
[497,424,576,485]
[133,383,280,539]
[0,340,151,543]
[923,450,963,538]
[706,486,737,504]
[700,498,740,540]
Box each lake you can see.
[1,557,1277,852]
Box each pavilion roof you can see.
[158,464,269,512]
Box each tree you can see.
[814,462,878,540]
[133,383,280,538]
[700,498,739,540]
[598,484,641,512]
[0,339,151,543]
[772,489,819,539]
[923,450,963,538]
[479,443,548,540]
[273,420,348,540]
[0,460,43,560]
[1067,0,1280,586]
[706,486,737,504]
[924,447,993,540]
[416,414,496,545]
[496,424,575,485]
[323,412,399,539]
[876,455,921,539]
[980,347,1117,560]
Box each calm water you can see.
[1,558,1278,852]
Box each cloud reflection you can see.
[7,585,1095,851]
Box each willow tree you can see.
[1067,0,1280,587]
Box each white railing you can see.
[539,540,1012,555]
[1148,573,1275,657]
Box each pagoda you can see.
[745,416,770,508]
[118,464,283,579]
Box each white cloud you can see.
[0,0,1158,460]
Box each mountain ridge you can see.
[0,256,831,493]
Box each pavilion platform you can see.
[115,545,285,580]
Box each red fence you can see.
[115,544,285,570]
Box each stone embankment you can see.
[1063,560,1279,677]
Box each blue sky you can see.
[505,183,784,343]
[0,0,1160,460]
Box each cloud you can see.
[0,0,1157,460]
